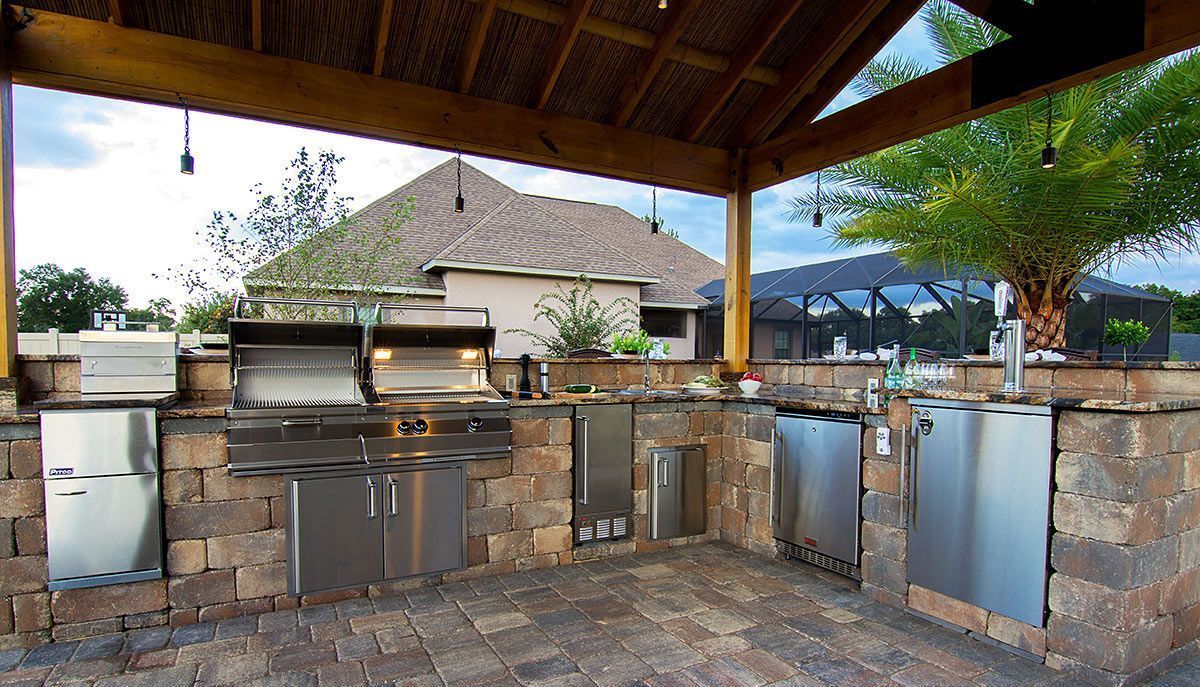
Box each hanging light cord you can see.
[816,169,821,205]
[1044,91,1053,147]
[456,147,463,196]
[179,95,190,155]
[652,184,658,223]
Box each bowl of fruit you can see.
[737,372,763,395]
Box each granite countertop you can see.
[34,392,180,410]
[897,386,1200,412]
[510,386,886,415]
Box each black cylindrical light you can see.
[179,96,194,175]
[812,169,823,227]
[1041,91,1057,170]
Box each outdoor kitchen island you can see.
[1,357,1200,686]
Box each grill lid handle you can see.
[281,418,323,427]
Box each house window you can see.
[773,328,791,359]
[642,308,687,338]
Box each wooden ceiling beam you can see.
[457,0,498,93]
[106,0,126,26]
[531,0,595,110]
[949,0,1039,36]
[251,0,263,51]
[680,0,806,142]
[746,0,1200,191]
[763,0,924,144]
[483,0,782,87]
[371,0,396,77]
[731,0,903,148]
[608,0,701,127]
[9,9,730,195]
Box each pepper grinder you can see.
[518,354,532,393]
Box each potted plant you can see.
[1103,318,1151,362]
[611,329,651,358]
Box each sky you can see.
[11,4,1200,314]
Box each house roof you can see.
[249,159,721,306]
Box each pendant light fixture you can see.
[178,96,194,175]
[453,147,465,213]
[1041,91,1058,170]
[650,184,660,234]
[812,170,823,228]
[658,0,668,9]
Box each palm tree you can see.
[788,2,1200,348]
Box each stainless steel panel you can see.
[41,409,158,478]
[82,356,175,376]
[649,446,706,540]
[908,399,1053,628]
[383,465,465,578]
[80,375,177,395]
[573,404,632,517]
[45,474,162,583]
[772,413,861,566]
[289,474,384,595]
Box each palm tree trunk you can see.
[1015,283,1070,350]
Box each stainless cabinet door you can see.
[383,466,465,579]
[907,403,1052,627]
[772,415,861,564]
[45,474,162,582]
[650,448,706,540]
[40,409,158,478]
[290,474,383,595]
[574,404,632,516]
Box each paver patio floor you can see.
[0,542,1196,686]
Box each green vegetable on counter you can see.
[563,384,601,394]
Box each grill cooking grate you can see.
[233,345,361,409]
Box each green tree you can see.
[126,297,176,331]
[505,275,639,357]
[166,148,415,319]
[178,292,236,334]
[17,263,127,333]
[788,2,1200,349]
[1140,283,1200,333]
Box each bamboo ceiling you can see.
[16,0,871,149]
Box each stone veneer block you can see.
[1053,492,1166,546]
[1047,574,1160,632]
[908,584,988,634]
[1051,533,1177,590]
[1047,614,1173,675]
[51,580,166,624]
[987,612,1047,657]
[1057,411,1170,458]
[1055,452,1183,503]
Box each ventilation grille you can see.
[612,517,627,538]
[576,515,629,543]
[777,540,859,579]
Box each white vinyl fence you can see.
[18,330,229,355]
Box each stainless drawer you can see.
[80,339,177,358]
[82,356,176,376]
[41,408,159,478]
[45,474,162,583]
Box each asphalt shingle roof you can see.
[249,160,722,305]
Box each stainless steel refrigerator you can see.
[573,404,632,543]
[41,408,163,590]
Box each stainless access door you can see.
[383,465,465,579]
[772,411,862,565]
[41,408,158,477]
[574,404,632,517]
[45,474,162,583]
[649,446,706,540]
[289,474,383,595]
[907,399,1053,628]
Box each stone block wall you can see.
[0,424,48,648]
[714,403,776,557]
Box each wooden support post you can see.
[0,45,16,377]
[723,151,752,373]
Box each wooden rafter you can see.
[251,0,263,52]
[680,0,806,143]
[457,0,498,93]
[764,0,924,145]
[9,9,730,195]
[106,0,126,26]
[609,0,701,127]
[949,0,1038,36]
[531,0,595,110]
[746,0,1200,190]
[731,0,903,147]
[371,0,396,77]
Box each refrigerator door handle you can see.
[898,424,909,527]
[53,490,88,496]
[909,417,923,529]
[770,428,783,527]
[578,416,590,506]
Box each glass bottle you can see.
[903,348,918,388]
[884,345,903,389]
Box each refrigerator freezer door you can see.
[41,408,158,478]
[573,404,632,516]
[45,474,162,583]
[772,414,862,565]
[649,447,706,540]
[907,400,1053,627]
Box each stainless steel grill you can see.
[226,297,510,476]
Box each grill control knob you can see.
[467,417,484,432]
[412,419,429,435]
[397,420,412,435]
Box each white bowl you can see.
[738,379,762,395]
